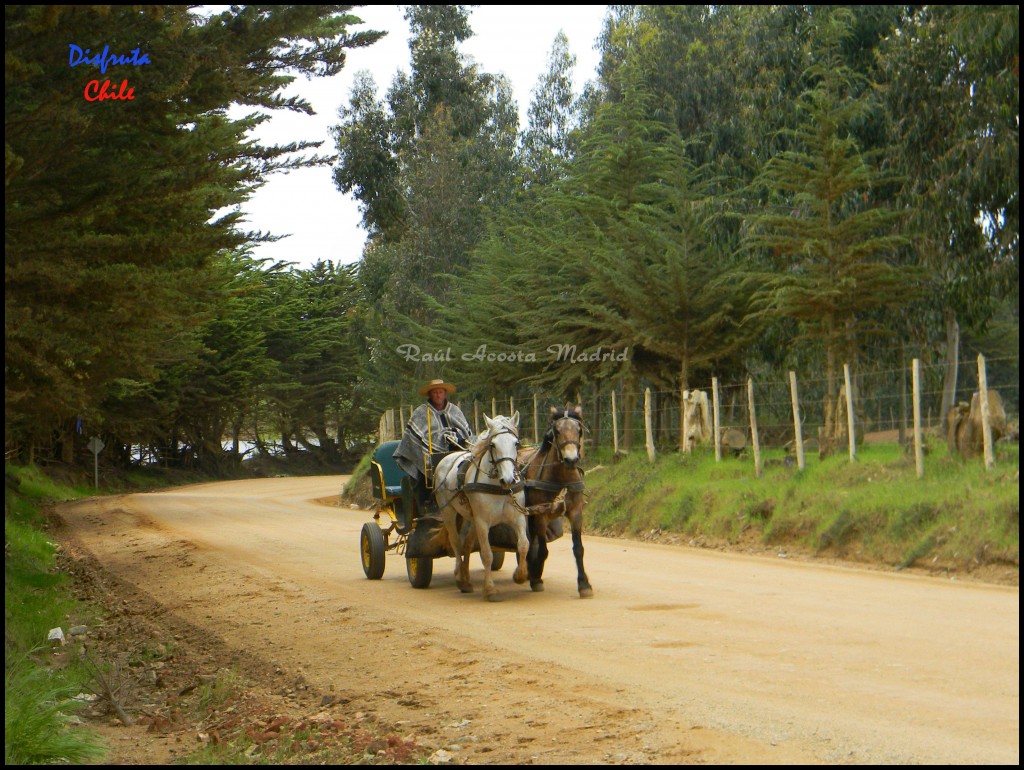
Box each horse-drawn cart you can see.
[360,439,519,589]
[360,406,591,598]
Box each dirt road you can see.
[54,476,1018,765]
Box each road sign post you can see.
[87,436,105,490]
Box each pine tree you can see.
[742,9,914,435]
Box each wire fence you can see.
[381,354,1019,473]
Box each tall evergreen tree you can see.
[425,64,757,430]
[5,5,382,460]
[567,64,758,444]
[259,261,367,466]
[742,8,914,431]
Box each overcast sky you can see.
[231,5,609,269]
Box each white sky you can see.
[232,5,609,269]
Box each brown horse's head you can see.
[547,404,584,468]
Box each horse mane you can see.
[467,430,490,465]
[539,427,554,454]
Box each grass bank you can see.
[5,465,104,764]
[6,463,434,765]
[583,440,1019,581]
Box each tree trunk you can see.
[898,342,908,445]
[622,380,634,452]
[60,425,75,464]
[823,341,837,445]
[939,309,960,425]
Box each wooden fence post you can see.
[533,394,539,445]
[378,410,395,442]
[912,359,924,479]
[681,389,690,454]
[676,386,683,452]
[712,376,722,462]
[899,344,908,445]
[977,353,994,470]
[789,371,805,471]
[844,363,856,463]
[644,388,656,462]
[611,389,619,455]
[747,377,762,478]
[679,387,688,454]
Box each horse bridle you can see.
[485,426,521,482]
[527,415,586,494]
[546,415,583,461]
[458,424,525,496]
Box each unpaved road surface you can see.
[54,476,1018,765]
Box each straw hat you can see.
[418,378,457,397]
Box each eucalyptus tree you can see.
[879,4,1019,418]
[332,5,521,322]
[520,31,587,188]
[331,5,527,414]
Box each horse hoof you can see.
[458,583,474,594]
[578,586,594,598]
[513,571,528,585]
[530,581,545,592]
[485,592,502,602]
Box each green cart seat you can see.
[370,440,406,500]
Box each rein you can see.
[524,476,584,493]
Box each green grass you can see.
[5,465,106,764]
[342,449,373,498]
[5,651,103,765]
[585,439,1019,574]
[196,667,247,712]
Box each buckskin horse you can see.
[518,405,593,597]
[432,413,530,601]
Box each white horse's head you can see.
[482,412,521,488]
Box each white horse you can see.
[432,413,530,600]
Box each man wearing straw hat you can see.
[393,378,473,523]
